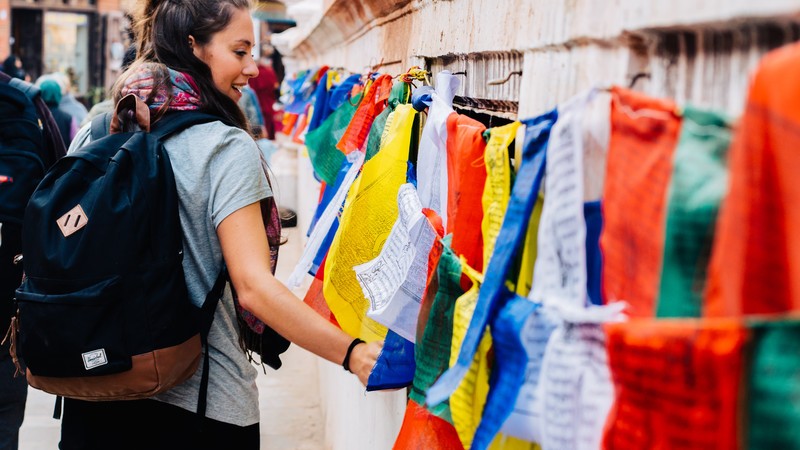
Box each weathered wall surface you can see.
[274,1,800,449]
[276,0,800,116]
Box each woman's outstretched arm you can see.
[217,201,381,384]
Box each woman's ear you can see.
[188,35,200,58]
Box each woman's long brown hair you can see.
[114,0,251,130]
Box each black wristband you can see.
[342,338,365,373]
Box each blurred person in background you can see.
[1,56,27,81]
[0,67,66,450]
[238,83,265,137]
[270,48,284,135]
[38,79,78,147]
[58,70,89,125]
[35,72,88,127]
[238,83,279,165]
[83,45,138,126]
[271,48,284,91]
[248,45,279,140]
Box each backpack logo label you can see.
[82,349,108,370]
[57,204,88,237]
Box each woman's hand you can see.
[348,340,383,386]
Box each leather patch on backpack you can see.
[57,204,88,237]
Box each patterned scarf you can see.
[120,63,281,353]
[121,64,203,112]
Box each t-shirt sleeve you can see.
[208,127,272,228]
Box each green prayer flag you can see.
[409,235,463,424]
[305,93,362,185]
[366,108,390,162]
[656,106,732,318]
[747,320,800,449]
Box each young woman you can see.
[60,0,381,448]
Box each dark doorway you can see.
[11,8,44,82]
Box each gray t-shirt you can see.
[70,120,270,426]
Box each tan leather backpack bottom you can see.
[27,334,201,401]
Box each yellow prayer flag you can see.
[323,104,418,341]
[449,260,491,449]
[481,122,520,266]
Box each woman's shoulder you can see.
[172,120,254,146]
[168,120,260,161]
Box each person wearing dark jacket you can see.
[1,56,27,81]
[38,79,77,147]
[0,70,66,450]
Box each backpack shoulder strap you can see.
[7,77,40,102]
[90,111,224,143]
[150,112,225,141]
[90,112,113,141]
[196,267,227,419]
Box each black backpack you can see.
[0,74,65,340]
[86,112,290,374]
[14,111,221,404]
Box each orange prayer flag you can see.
[600,87,681,316]
[337,74,393,154]
[393,399,465,450]
[705,42,800,317]
[291,111,309,144]
[446,113,487,276]
[282,112,298,136]
[302,255,340,327]
[603,318,746,450]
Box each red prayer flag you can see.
[705,42,800,317]
[446,113,487,279]
[603,318,746,450]
[337,74,393,154]
[302,254,340,327]
[392,399,465,450]
[600,87,681,316]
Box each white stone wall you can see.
[276,0,800,114]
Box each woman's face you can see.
[191,7,259,102]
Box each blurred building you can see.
[254,0,296,37]
[0,0,291,103]
[0,0,137,101]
